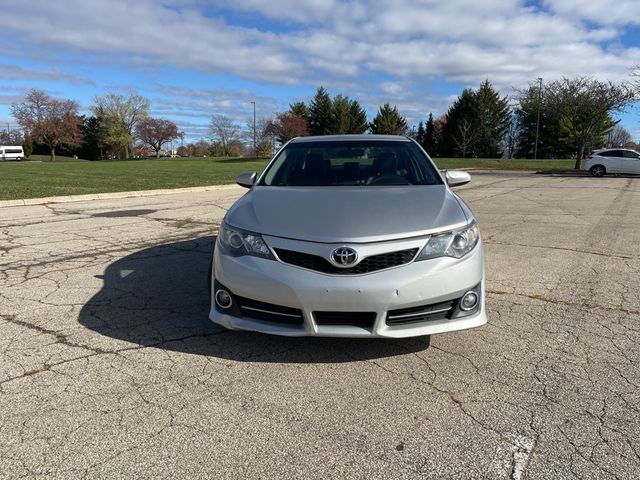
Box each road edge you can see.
[0,184,240,208]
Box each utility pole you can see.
[250,101,256,158]
[533,77,543,160]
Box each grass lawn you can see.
[436,158,574,170]
[0,156,576,201]
[0,156,268,201]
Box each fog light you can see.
[460,291,478,311]
[215,289,233,309]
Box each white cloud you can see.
[2,0,639,133]
[544,0,640,26]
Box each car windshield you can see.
[260,140,443,187]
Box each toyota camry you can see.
[209,135,486,338]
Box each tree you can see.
[474,80,511,157]
[91,92,150,159]
[22,135,33,158]
[11,89,81,161]
[424,113,436,153]
[226,139,246,157]
[441,89,477,157]
[416,121,425,147]
[0,128,23,145]
[455,119,475,158]
[135,117,180,158]
[308,87,334,135]
[346,98,368,133]
[289,101,310,120]
[192,139,211,157]
[369,103,408,135]
[268,112,309,144]
[210,115,241,156]
[176,145,189,157]
[78,116,102,160]
[514,82,572,159]
[605,124,633,147]
[544,77,635,169]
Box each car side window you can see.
[622,151,640,159]
[600,150,622,157]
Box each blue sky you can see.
[1,0,639,142]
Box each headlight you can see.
[218,223,274,259]
[415,223,480,261]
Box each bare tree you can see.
[135,118,180,158]
[91,92,150,158]
[0,128,24,145]
[454,119,475,158]
[544,77,636,169]
[11,89,81,161]
[606,124,633,147]
[210,115,241,156]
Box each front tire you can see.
[590,165,606,177]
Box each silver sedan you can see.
[209,135,486,338]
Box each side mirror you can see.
[236,171,256,188]
[445,170,471,187]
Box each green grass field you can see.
[0,156,575,201]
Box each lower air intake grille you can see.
[314,311,376,329]
[386,299,458,326]
[236,296,304,325]
[274,248,418,275]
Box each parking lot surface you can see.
[1,172,639,479]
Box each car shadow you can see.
[78,236,429,363]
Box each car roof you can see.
[289,134,411,143]
[595,148,639,153]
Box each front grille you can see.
[274,248,418,275]
[314,311,376,329]
[235,296,304,325]
[386,299,457,326]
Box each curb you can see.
[535,169,589,176]
[0,184,240,208]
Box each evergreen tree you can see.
[332,95,351,134]
[347,99,368,133]
[474,80,511,158]
[22,135,33,158]
[440,89,478,157]
[424,113,436,153]
[78,115,102,160]
[289,101,310,120]
[308,87,334,136]
[369,103,408,135]
[416,121,425,147]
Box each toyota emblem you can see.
[331,247,358,267]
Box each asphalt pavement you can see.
[1,172,639,479]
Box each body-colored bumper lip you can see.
[209,241,487,338]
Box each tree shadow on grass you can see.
[78,236,428,363]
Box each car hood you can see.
[225,186,469,243]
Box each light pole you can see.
[533,77,543,160]
[250,101,256,158]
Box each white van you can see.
[0,146,24,161]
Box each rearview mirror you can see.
[236,171,256,188]
[445,170,471,187]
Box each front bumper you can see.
[209,239,487,338]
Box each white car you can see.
[584,149,640,176]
